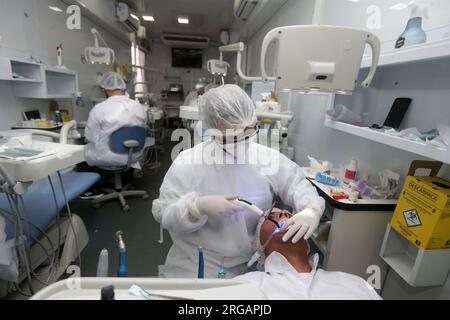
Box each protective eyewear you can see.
[217,125,259,145]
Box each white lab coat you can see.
[234,252,381,300]
[85,94,147,169]
[152,140,325,278]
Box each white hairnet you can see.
[195,78,206,90]
[199,84,257,132]
[101,72,126,91]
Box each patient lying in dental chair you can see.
[234,210,381,300]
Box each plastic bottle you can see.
[96,248,109,277]
[54,110,62,125]
[395,1,428,49]
[327,105,363,126]
[344,159,358,184]
[49,100,59,119]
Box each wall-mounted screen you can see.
[172,48,203,69]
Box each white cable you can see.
[1,200,57,288]
[47,176,63,272]
[18,195,57,284]
[6,194,34,294]
[56,171,82,268]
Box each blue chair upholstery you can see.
[110,126,146,154]
[93,126,149,212]
[0,172,100,243]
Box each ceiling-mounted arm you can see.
[219,42,276,82]
[312,0,325,25]
[91,28,110,48]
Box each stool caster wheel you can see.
[123,205,130,212]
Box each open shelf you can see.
[11,66,78,99]
[361,39,450,68]
[310,236,328,255]
[324,119,450,164]
[380,224,450,287]
[0,57,42,82]
[310,221,331,255]
[9,78,43,83]
[10,60,42,81]
[46,94,75,99]
[45,70,77,97]
[0,56,78,99]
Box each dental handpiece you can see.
[116,230,128,277]
[230,199,264,216]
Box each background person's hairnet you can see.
[199,84,257,132]
[195,78,206,90]
[101,72,127,91]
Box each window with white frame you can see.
[131,43,147,97]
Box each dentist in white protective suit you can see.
[84,72,147,169]
[152,84,325,278]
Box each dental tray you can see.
[31,278,266,300]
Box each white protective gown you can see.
[85,94,147,169]
[152,139,325,278]
[234,252,382,300]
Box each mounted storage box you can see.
[391,175,450,250]
[380,161,450,287]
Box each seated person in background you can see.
[183,78,206,107]
[79,72,147,200]
[234,210,381,300]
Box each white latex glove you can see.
[280,208,321,243]
[189,195,241,219]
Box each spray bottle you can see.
[116,230,128,277]
[395,0,429,49]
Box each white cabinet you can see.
[13,66,78,99]
[0,56,79,99]
[0,57,42,83]
[380,224,450,287]
[306,177,396,290]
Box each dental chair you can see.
[91,126,149,212]
[0,122,100,297]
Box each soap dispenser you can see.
[395,0,429,49]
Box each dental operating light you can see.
[260,24,380,95]
[84,28,116,65]
[220,0,380,95]
[207,59,230,77]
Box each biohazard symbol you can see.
[403,209,421,227]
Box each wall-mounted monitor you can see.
[172,48,203,69]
